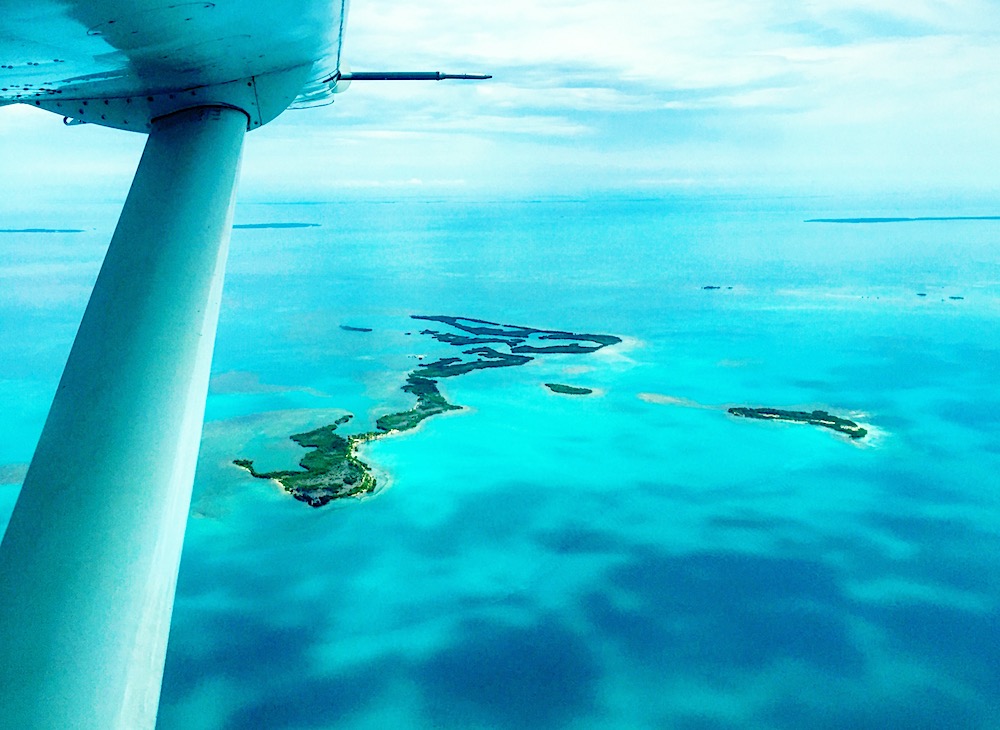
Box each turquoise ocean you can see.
[1,196,999,728]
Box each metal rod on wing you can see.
[0,105,246,730]
[323,70,492,82]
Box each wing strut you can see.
[0,105,247,730]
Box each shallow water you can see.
[2,195,999,728]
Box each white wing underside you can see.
[0,0,348,125]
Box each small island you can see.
[728,407,867,439]
[233,415,375,507]
[235,315,621,506]
[545,383,593,396]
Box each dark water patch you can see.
[671,716,744,730]
[827,341,961,392]
[934,398,1000,429]
[910,554,994,597]
[173,547,366,603]
[788,378,836,391]
[706,513,799,532]
[580,591,673,667]
[983,439,1000,455]
[413,616,599,729]
[812,463,967,506]
[766,686,984,730]
[160,611,315,699]
[814,526,1000,606]
[609,551,845,604]
[806,216,1000,224]
[864,514,998,594]
[637,480,753,505]
[869,512,983,547]
[408,483,567,559]
[585,550,861,674]
[0,228,85,233]
[220,661,396,730]
[232,222,320,229]
[860,601,1000,694]
[535,525,626,554]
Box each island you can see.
[545,383,593,395]
[728,407,867,439]
[232,222,321,229]
[233,416,375,507]
[374,374,461,432]
[235,315,620,506]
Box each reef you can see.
[728,407,867,439]
[235,315,619,506]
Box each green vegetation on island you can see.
[233,415,376,507]
[375,375,462,433]
[728,407,867,439]
[544,383,594,395]
[235,315,620,506]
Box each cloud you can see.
[245,0,997,194]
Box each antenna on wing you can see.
[328,71,492,81]
[305,65,491,100]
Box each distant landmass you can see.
[806,216,1000,224]
[728,407,867,439]
[0,228,84,233]
[232,223,321,229]
[235,316,620,506]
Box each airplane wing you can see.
[0,0,349,129]
[0,0,348,103]
[0,2,498,729]
[1,6,490,725]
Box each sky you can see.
[2,0,1000,201]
